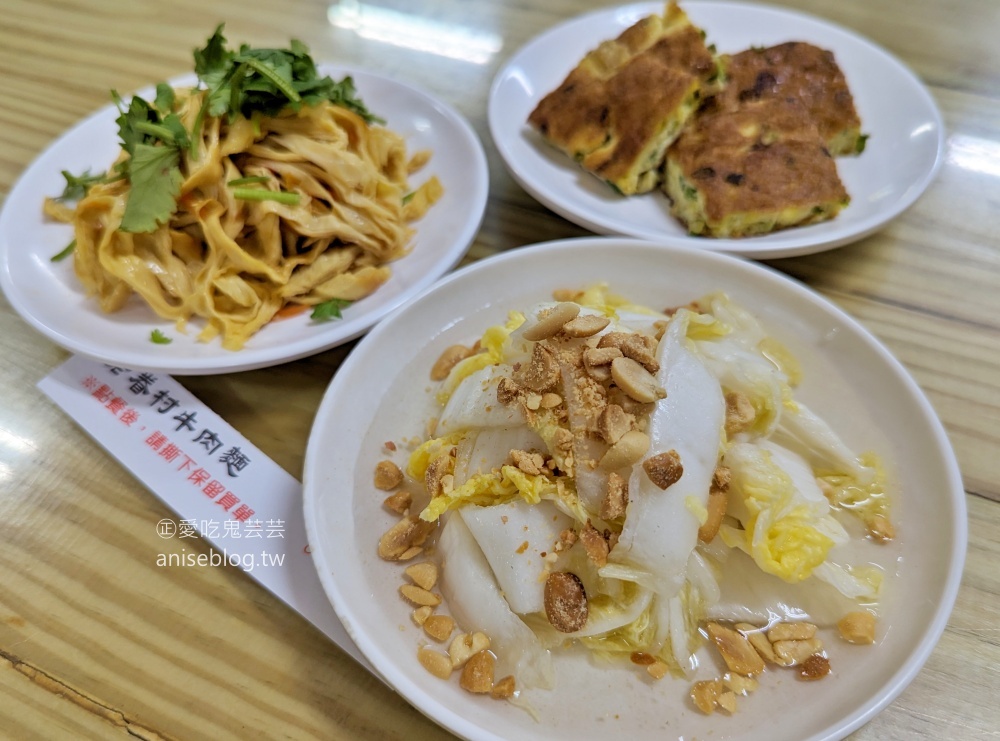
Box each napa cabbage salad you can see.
[378,285,892,711]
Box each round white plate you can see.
[0,66,488,374]
[488,2,945,259]
[303,238,966,741]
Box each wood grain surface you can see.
[1,0,997,739]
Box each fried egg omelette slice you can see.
[715,42,866,156]
[663,96,850,237]
[528,2,721,195]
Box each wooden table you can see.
[1,0,997,738]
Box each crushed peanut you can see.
[490,675,516,700]
[449,632,491,668]
[583,362,612,383]
[417,646,453,679]
[399,584,442,607]
[596,403,634,445]
[382,489,412,515]
[598,331,659,373]
[724,391,756,437]
[642,449,683,489]
[514,343,561,392]
[692,672,758,716]
[423,614,455,642]
[562,314,610,338]
[600,472,629,520]
[606,530,620,551]
[641,660,665,680]
[460,650,495,694]
[430,344,474,381]
[767,622,817,642]
[717,690,738,714]
[404,562,439,591]
[773,637,823,667]
[738,623,779,665]
[374,460,404,490]
[510,448,545,476]
[712,465,731,491]
[398,546,423,561]
[607,386,655,418]
[555,528,578,552]
[610,357,665,403]
[378,515,434,561]
[522,302,580,341]
[630,651,657,666]
[539,392,563,409]
[544,572,589,633]
[707,622,766,676]
[868,513,896,542]
[837,611,877,644]
[722,672,758,695]
[411,606,433,627]
[691,679,722,714]
[424,453,453,498]
[599,429,650,470]
[798,654,831,680]
[579,522,609,567]
[698,486,727,543]
[496,376,522,405]
[583,346,623,369]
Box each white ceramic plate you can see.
[303,238,966,741]
[0,66,487,374]
[489,2,945,259]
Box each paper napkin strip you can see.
[38,355,372,672]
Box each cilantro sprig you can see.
[107,25,381,235]
[110,88,189,234]
[50,239,76,262]
[310,298,352,321]
[56,170,105,201]
[193,26,382,125]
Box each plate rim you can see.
[0,65,488,375]
[487,0,947,259]
[302,236,968,741]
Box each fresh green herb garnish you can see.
[107,26,380,234]
[150,329,173,344]
[193,25,383,125]
[154,82,176,114]
[111,88,189,234]
[231,188,301,205]
[310,298,352,321]
[50,239,76,262]
[402,191,415,205]
[120,144,185,233]
[856,133,870,154]
[227,175,270,186]
[56,170,104,201]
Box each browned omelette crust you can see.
[716,42,863,155]
[665,97,848,234]
[528,4,718,194]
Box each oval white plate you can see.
[0,66,487,374]
[303,238,966,741]
[489,2,945,259]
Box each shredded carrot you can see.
[272,303,310,321]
